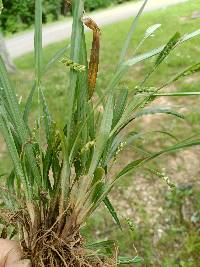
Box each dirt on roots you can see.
[23,229,116,267]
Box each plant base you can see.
[23,230,115,267]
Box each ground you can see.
[1,0,200,266]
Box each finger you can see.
[7,259,31,267]
[4,242,22,266]
[0,239,22,266]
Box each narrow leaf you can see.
[118,256,143,264]
[39,88,53,142]
[0,107,31,199]
[116,158,146,179]
[0,57,41,186]
[104,197,122,230]
[92,182,105,203]
[115,139,200,181]
[153,92,200,97]
[35,0,43,85]
[89,94,114,175]
[23,83,36,123]
[134,24,161,53]
[135,106,185,119]
[119,0,148,65]
[112,89,128,128]
[144,24,161,39]
[67,0,85,141]
[126,29,200,67]
[85,240,116,250]
[44,45,70,73]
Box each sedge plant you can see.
[0,0,200,266]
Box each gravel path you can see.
[6,0,188,59]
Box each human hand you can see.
[0,239,31,267]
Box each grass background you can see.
[1,0,200,266]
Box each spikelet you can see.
[148,168,176,189]
[80,140,95,154]
[125,217,135,232]
[134,85,156,95]
[173,62,200,82]
[60,57,86,72]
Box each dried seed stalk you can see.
[82,16,101,98]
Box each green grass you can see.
[12,0,200,124]
[2,0,200,265]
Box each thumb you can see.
[0,239,31,267]
[0,239,21,266]
[7,259,31,267]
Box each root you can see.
[1,208,116,266]
[24,230,116,267]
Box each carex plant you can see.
[0,0,200,266]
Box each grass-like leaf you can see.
[1,0,200,265]
[35,0,43,86]
[104,196,122,230]
[89,94,114,175]
[118,0,149,65]
[135,106,185,119]
[118,255,143,264]
[85,240,116,250]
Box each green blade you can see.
[23,46,70,122]
[0,57,41,187]
[134,23,161,54]
[89,94,114,175]
[153,92,200,97]
[0,106,31,199]
[118,0,149,65]
[112,89,128,128]
[118,256,143,264]
[39,88,53,142]
[23,0,43,124]
[135,106,185,120]
[23,82,36,124]
[104,197,122,230]
[126,29,200,67]
[115,139,200,180]
[66,0,85,143]
[85,240,116,250]
[44,45,70,73]
[35,0,43,86]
